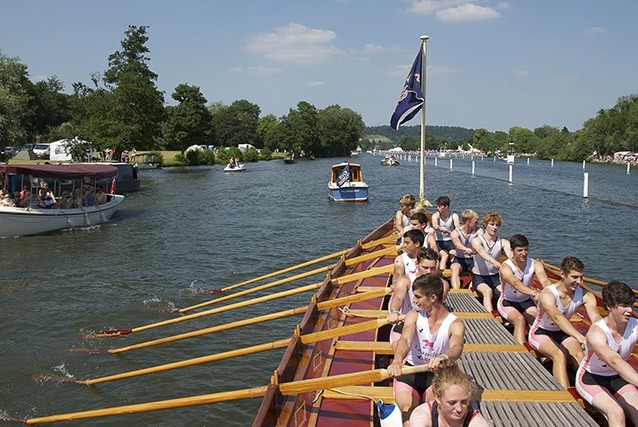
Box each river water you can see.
[1,154,636,426]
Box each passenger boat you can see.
[224,162,247,172]
[328,162,369,202]
[381,155,400,166]
[0,164,124,237]
[80,162,141,192]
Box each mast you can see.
[419,35,429,205]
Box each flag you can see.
[336,163,351,188]
[390,47,424,130]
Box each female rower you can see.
[409,359,489,427]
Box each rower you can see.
[449,209,479,290]
[387,274,465,426]
[393,228,425,283]
[431,195,460,272]
[576,281,638,427]
[497,234,552,344]
[528,256,602,389]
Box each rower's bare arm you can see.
[450,230,471,255]
[447,319,465,361]
[393,255,405,281]
[502,239,513,259]
[388,275,410,324]
[452,213,461,229]
[471,238,498,266]
[533,259,552,288]
[388,311,417,376]
[540,290,584,342]
[583,293,603,324]
[587,325,638,387]
[500,264,533,295]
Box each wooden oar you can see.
[206,233,397,294]
[26,363,421,424]
[76,315,402,385]
[179,246,397,313]
[89,264,393,338]
[110,287,392,353]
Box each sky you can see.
[2,0,637,133]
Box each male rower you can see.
[528,256,602,388]
[449,209,479,290]
[398,211,437,252]
[497,234,551,344]
[393,228,425,283]
[387,274,465,426]
[576,281,638,427]
[431,196,460,272]
[388,247,450,344]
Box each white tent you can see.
[49,139,73,162]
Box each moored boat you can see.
[283,157,297,164]
[0,164,124,237]
[130,151,159,170]
[328,162,369,202]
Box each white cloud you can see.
[306,81,326,87]
[583,26,606,36]
[436,4,501,22]
[516,70,529,77]
[406,1,502,22]
[363,43,387,54]
[245,22,345,64]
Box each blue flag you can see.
[336,164,350,187]
[390,47,424,130]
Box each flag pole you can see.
[419,35,429,206]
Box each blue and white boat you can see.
[328,162,368,202]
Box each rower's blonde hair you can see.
[431,359,477,399]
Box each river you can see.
[1,153,636,426]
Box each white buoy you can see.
[449,159,453,171]
[472,160,475,175]
[551,159,554,167]
[583,172,589,198]
[508,164,513,183]
[435,158,438,167]
[527,158,530,166]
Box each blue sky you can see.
[2,0,637,133]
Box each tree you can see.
[31,76,71,140]
[0,51,33,149]
[161,84,213,152]
[212,99,260,147]
[281,101,320,154]
[316,105,364,157]
[102,25,165,151]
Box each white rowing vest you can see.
[400,275,418,314]
[434,214,454,242]
[406,312,457,366]
[402,252,418,282]
[532,284,584,331]
[581,317,638,376]
[471,235,502,276]
[501,258,535,302]
[454,226,477,259]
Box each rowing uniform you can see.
[434,214,456,252]
[471,235,503,290]
[528,284,584,349]
[389,272,418,344]
[401,252,419,282]
[394,311,457,398]
[451,226,477,272]
[409,401,482,427]
[576,317,638,403]
[497,258,537,318]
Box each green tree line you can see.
[2,25,636,163]
[0,25,363,163]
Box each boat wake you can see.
[180,279,220,295]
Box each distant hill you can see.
[365,125,475,144]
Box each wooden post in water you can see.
[583,160,586,170]
[628,162,631,175]
[508,164,513,183]
[471,160,475,175]
[583,172,589,198]
[449,158,453,171]
[527,158,530,166]
[434,157,438,167]
[551,159,554,167]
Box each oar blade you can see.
[77,329,133,339]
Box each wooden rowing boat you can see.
[253,218,637,427]
[22,218,636,425]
